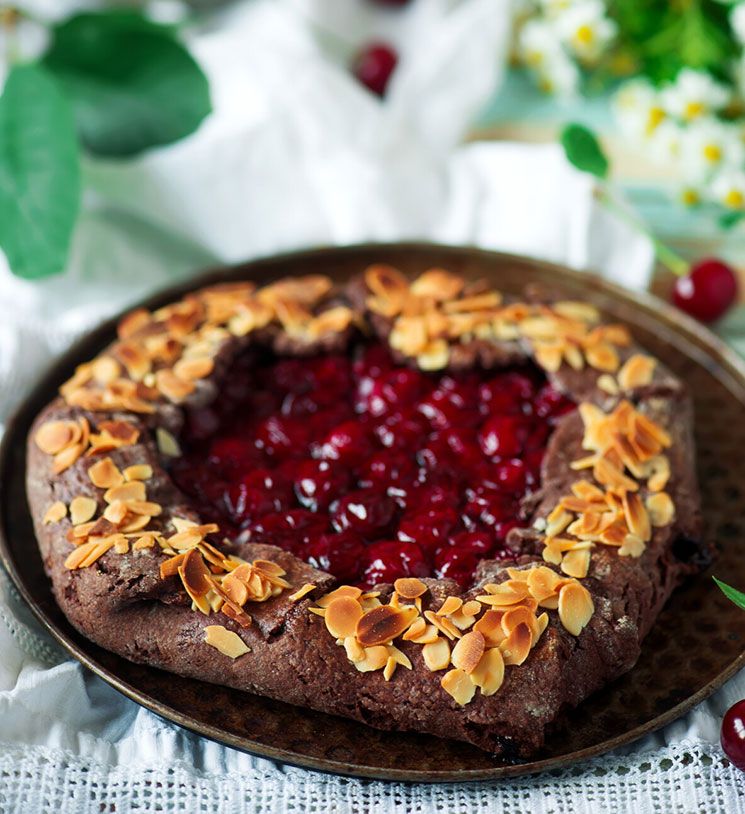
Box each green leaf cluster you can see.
[609,0,738,84]
[0,10,211,279]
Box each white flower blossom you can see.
[660,69,731,122]
[555,0,617,63]
[612,78,667,139]
[680,117,744,180]
[710,168,745,209]
[731,2,745,44]
[518,18,565,71]
[648,120,684,163]
[536,46,581,97]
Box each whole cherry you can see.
[352,42,398,97]
[721,699,745,771]
[672,258,738,324]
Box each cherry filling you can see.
[170,344,575,588]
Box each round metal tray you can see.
[2,244,744,782]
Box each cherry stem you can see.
[596,186,691,278]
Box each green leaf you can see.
[560,123,609,179]
[719,210,745,231]
[0,64,80,280]
[713,577,745,611]
[43,11,211,158]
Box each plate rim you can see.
[2,241,745,783]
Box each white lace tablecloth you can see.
[1,1,744,811]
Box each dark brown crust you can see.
[24,277,707,758]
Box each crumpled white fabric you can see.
[1,1,742,812]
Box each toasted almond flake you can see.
[560,548,591,579]
[410,268,465,301]
[124,464,153,482]
[354,645,389,673]
[424,610,462,640]
[308,606,326,617]
[253,559,287,578]
[133,534,157,550]
[409,624,440,645]
[92,356,121,385]
[597,373,620,395]
[461,600,482,617]
[53,442,86,474]
[646,492,675,527]
[526,566,563,602]
[383,656,398,681]
[402,617,426,641]
[179,548,212,597]
[437,596,463,616]
[500,622,533,666]
[545,508,573,538]
[450,630,485,674]
[619,533,646,557]
[156,427,181,457]
[356,604,418,647]
[417,339,450,371]
[558,581,594,636]
[343,636,366,663]
[618,354,656,389]
[114,539,130,555]
[500,605,539,638]
[64,538,113,569]
[393,577,427,599]
[316,585,363,608]
[88,457,124,489]
[173,356,215,381]
[289,583,316,602]
[422,637,451,671]
[644,455,671,492]
[204,625,250,659]
[470,647,505,696]
[103,481,147,505]
[44,501,67,524]
[69,496,97,525]
[35,421,75,455]
[473,609,505,647]
[441,668,476,705]
[123,499,161,517]
[325,596,364,639]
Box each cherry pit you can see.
[170,343,575,589]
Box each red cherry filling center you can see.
[169,344,575,588]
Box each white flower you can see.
[660,69,731,122]
[612,78,667,139]
[677,185,703,208]
[537,0,581,18]
[535,46,581,97]
[518,18,565,70]
[711,169,745,209]
[680,117,744,180]
[732,3,745,44]
[648,120,684,163]
[555,0,617,63]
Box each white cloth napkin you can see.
[1,1,743,812]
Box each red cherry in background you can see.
[672,258,738,324]
[721,699,745,771]
[352,43,398,97]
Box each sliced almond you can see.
[470,647,505,696]
[156,427,181,457]
[343,636,366,663]
[526,565,563,602]
[450,630,485,674]
[393,577,427,600]
[316,585,362,608]
[422,637,451,671]
[500,622,533,666]
[424,610,462,640]
[402,617,426,641]
[35,421,75,455]
[473,609,506,647]
[123,464,153,482]
[43,501,67,524]
[560,548,591,579]
[204,625,250,659]
[646,492,675,527]
[173,356,214,382]
[437,596,463,617]
[69,496,97,525]
[558,581,594,636]
[288,583,316,602]
[441,668,476,705]
[88,457,124,489]
[618,354,656,389]
[353,645,389,673]
[53,442,86,474]
[325,596,364,639]
[356,604,418,647]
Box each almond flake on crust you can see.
[441,668,476,706]
[69,496,97,525]
[43,501,67,524]
[204,625,250,659]
[88,457,124,489]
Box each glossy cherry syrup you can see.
[170,344,574,588]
